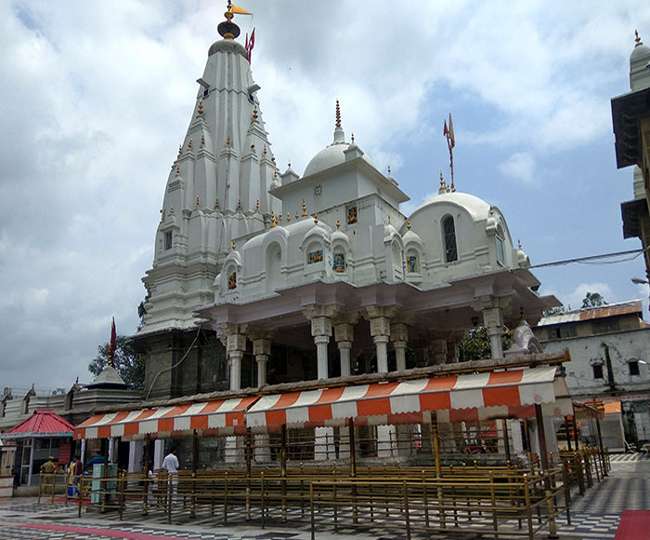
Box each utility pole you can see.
[601,343,616,392]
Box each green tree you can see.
[88,336,145,390]
[581,291,607,309]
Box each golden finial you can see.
[175,164,180,176]
[336,219,341,229]
[301,200,308,217]
[294,213,299,221]
[230,239,236,251]
[387,165,391,175]
[406,220,412,230]
[177,145,182,157]
[518,239,523,250]
[214,198,220,210]
[252,108,258,121]
[335,100,341,129]
[225,136,231,147]
[286,212,292,222]
[351,133,355,144]
[262,145,267,156]
[236,199,242,211]
[195,195,200,207]
[256,199,260,211]
[288,160,292,170]
[271,213,278,228]
[197,100,204,116]
[201,134,205,147]
[313,212,319,224]
[635,29,642,46]
[188,139,193,150]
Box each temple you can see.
[86,4,577,476]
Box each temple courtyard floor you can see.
[0,455,648,540]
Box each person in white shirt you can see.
[161,448,179,474]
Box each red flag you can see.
[108,317,117,367]
[246,28,255,62]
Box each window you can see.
[554,324,577,339]
[442,215,458,263]
[307,249,323,264]
[346,205,358,225]
[333,252,346,273]
[164,231,173,250]
[592,364,604,379]
[629,361,640,376]
[496,234,505,265]
[227,271,237,290]
[406,253,418,273]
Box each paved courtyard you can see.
[0,457,648,540]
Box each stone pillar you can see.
[367,308,392,373]
[334,323,354,377]
[253,338,271,387]
[153,439,164,470]
[253,337,272,462]
[224,325,247,391]
[310,317,332,380]
[391,323,408,371]
[482,305,504,359]
[128,440,143,473]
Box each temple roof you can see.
[2,410,74,439]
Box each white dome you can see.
[631,40,650,62]
[410,191,492,221]
[304,143,350,177]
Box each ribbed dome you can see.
[410,191,492,221]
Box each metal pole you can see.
[595,417,607,477]
[431,418,441,477]
[565,417,572,451]
[502,419,511,463]
[348,418,357,477]
[534,405,549,471]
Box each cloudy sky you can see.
[2,0,650,392]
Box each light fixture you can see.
[639,360,648,365]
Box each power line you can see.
[529,248,644,269]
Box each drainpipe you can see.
[601,343,616,392]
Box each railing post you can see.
[223,472,229,525]
[562,461,571,526]
[523,474,533,540]
[310,482,315,540]
[261,472,266,529]
[403,482,411,540]
[78,476,83,518]
[545,487,559,539]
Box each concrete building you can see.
[534,300,650,449]
[612,30,650,283]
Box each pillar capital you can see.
[314,334,330,345]
[369,317,391,338]
[364,305,398,320]
[253,337,272,356]
[390,322,408,344]
[334,322,354,343]
[310,316,332,338]
[302,304,340,321]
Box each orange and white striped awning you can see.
[74,396,257,440]
[246,366,562,430]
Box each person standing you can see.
[161,447,179,502]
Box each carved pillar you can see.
[334,323,354,377]
[482,305,504,359]
[391,323,408,371]
[367,307,394,374]
[309,315,333,380]
[223,325,248,391]
[253,337,271,387]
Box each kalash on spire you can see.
[137,1,281,349]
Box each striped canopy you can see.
[246,366,562,430]
[74,366,569,439]
[75,396,256,440]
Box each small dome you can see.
[331,228,350,244]
[631,43,650,62]
[304,143,350,177]
[410,191,492,221]
[402,228,423,246]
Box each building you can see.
[612,31,650,282]
[534,300,650,449]
[74,5,579,475]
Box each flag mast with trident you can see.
[443,113,456,192]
